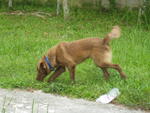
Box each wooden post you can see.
[8,0,13,8]
[57,0,61,15]
[63,0,69,19]
[101,0,110,10]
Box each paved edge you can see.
[0,88,148,113]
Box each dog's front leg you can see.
[68,66,76,84]
[48,66,65,82]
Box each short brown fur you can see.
[36,26,127,82]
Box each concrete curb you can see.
[0,88,148,113]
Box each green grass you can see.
[0,7,150,110]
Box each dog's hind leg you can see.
[100,63,127,79]
[48,66,66,82]
[92,52,126,79]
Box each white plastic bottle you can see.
[96,88,120,104]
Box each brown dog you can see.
[36,26,126,83]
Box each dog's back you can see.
[56,26,120,65]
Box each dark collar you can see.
[45,56,55,71]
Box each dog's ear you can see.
[39,61,46,70]
[39,62,44,69]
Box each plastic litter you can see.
[96,88,120,104]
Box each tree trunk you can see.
[63,0,69,19]
[57,0,61,15]
[8,0,13,8]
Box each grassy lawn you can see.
[0,7,150,110]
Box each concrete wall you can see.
[70,0,144,8]
[116,0,143,8]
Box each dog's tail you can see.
[103,26,121,45]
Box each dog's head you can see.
[36,56,50,81]
[36,48,57,81]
